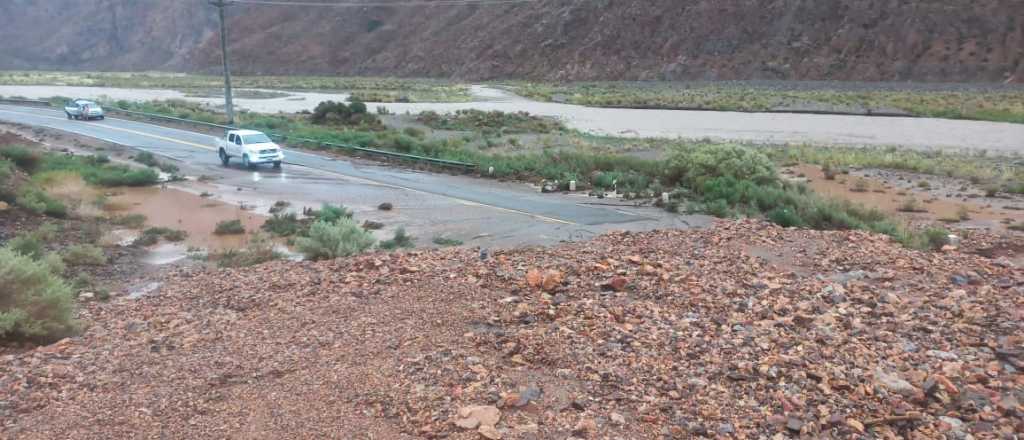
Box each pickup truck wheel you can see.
[65,112,72,120]
[219,149,230,166]
[273,161,281,169]
[98,116,104,120]
[242,154,254,169]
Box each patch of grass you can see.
[0,247,78,343]
[35,154,159,187]
[767,144,1024,193]
[514,81,1024,124]
[262,212,304,236]
[0,145,41,171]
[311,203,353,223]
[432,236,463,247]
[897,197,926,213]
[417,109,565,134]
[62,244,107,266]
[133,227,187,246]
[851,179,870,193]
[268,200,290,214]
[379,227,415,250]
[212,233,282,268]
[133,151,179,174]
[213,219,245,235]
[15,186,67,217]
[111,213,147,229]
[296,218,376,261]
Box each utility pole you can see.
[211,0,235,125]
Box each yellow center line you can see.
[0,106,578,225]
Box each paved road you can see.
[2,84,1024,152]
[0,104,643,227]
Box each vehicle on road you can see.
[216,129,284,169]
[64,99,104,120]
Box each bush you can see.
[666,143,777,187]
[313,203,353,224]
[62,244,107,266]
[36,154,159,187]
[214,219,245,235]
[213,233,281,268]
[379,227,415,250]
[295,218,376,260]
[0,247,78,343]
[262,212,303,236]
[5,233,44,259]
[0,146,41,171]
[432,236,463,247]
[16,187,67,217]
[133,227,186,246]
[134,151,180,174]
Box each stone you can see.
[573,417,597,434]
[541,270,563,292]
[0,201,8,211]
[610,412,626,425]
[927,349,959,361]
[785,417,803,432]
[478,424,502,439]
[377,202,393,211]
[456,405,501,430]
[846,418,865,433]
[874,368,918,396]
[603,276,628,292]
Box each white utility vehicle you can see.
[216,129,284,169]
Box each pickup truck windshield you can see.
[242,134,272,144]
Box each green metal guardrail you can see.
[0,98,52,107]
[105,107,476,170]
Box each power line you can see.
[227,0,538,6]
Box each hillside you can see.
[1,0,1022,82]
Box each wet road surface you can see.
[0,104,707,248]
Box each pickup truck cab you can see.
[216,129,284,169]
[64,99,104,120]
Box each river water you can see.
[1,84,1022,152]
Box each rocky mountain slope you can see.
[1,0,1021,82]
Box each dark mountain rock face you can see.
[2,0,1021,82]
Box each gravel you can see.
[1,220,1022,438]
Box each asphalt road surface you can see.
[0,104,703,248]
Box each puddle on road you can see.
[787,164,1017,231]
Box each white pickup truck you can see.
[216,129,284,169]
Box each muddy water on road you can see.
[103,186,265,251]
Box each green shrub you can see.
[262,212,303,236]
[0,146,41,171]
[379,227,415,250]
[5,233,44,259]
[213,219,245,235]
[62,244,107,266]
[132,227,187,246]
[40,252,66,275]
[134,151,179,174]
[214,233,282,268]
[432,236,463,247]
[36,154,159,187]
[0,247,78,343]
[313,203,353,223]
[295,218,376,260]
[16,187,67,217]
[666,143,777,187]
